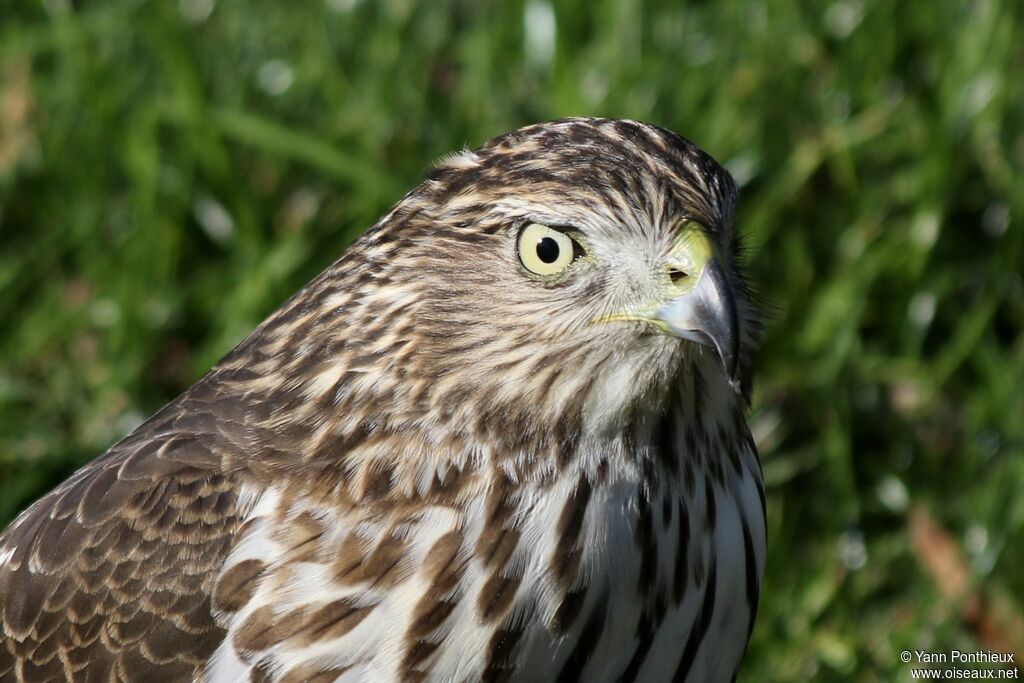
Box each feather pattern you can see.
[1,118,763,683]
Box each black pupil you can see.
[536,237,560,264]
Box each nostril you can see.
[668,268,688,285]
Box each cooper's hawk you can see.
[0,118,765,682]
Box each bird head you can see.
[244,118,759,467]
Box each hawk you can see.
[0,118,765,682]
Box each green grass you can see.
[1,0,1022,680]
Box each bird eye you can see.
[517,223,584,276]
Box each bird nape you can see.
[0,118,764,683]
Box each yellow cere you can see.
[668,221,714,291]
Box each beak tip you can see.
[703,331,739,384]
[723,354,739,383]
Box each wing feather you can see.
[0,394,247,682]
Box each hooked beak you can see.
[654,258,740,380]
[590,222,741,382]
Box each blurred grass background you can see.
[1,0,1022,680]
